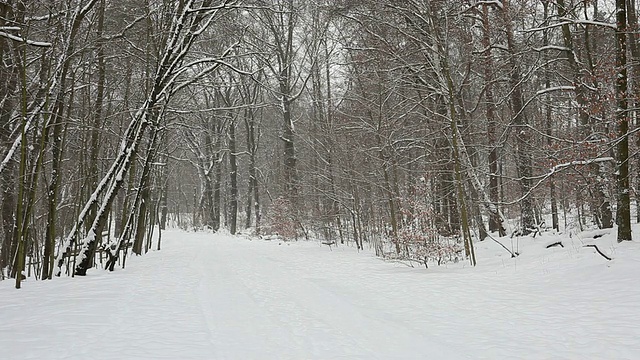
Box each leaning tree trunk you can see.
[74,114,150,276]
[105,139,156,271]
[42,0,101,278]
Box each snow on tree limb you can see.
[73,115,150,274]
[0,31,52,47]
[0,77,57,176]
[558,17,617,30]
[525,19,616,33]
[535,86,575,96]
[55,0,242,276]
[500,157,615,207]
[54,109,148,276]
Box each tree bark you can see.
[557,0,612,229]
[503,0,535,235]
[542,0,559,232]
[132,129,158,256]
[480,4,505,236]
[228,118,238,235]
[0,2,18,272]
[616,0,632,242]
[626,0,640,224]
[244,107,259,232]
[430,2,475,265]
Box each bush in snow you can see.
[392,177,464,267]
[264,197,300,240]
[396,214,464,267]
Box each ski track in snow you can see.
[1,229,639,359]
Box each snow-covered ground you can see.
[1,228,639,359]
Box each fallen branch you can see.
[487,233,518,258]
[546,241,564,248]
[584,244,612,261]
[322,241,335,251]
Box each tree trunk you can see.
[213,147,222,231]
[74,118,150,276]
[282,92,297,198]
[503,0,535,235]
[159,170,168,230]
[0,2,18,272]
[557,0,612,229]
[228,118,238,235]
[616,0,632,242]
[626,0,640,225]
[85,0,107,234]
[541,0,559,232]
[430,2,475,265]
[480,4,505,236]
[133,130,158,256]
[244,107,260,232]
[13,43,28,287]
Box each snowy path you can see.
[1,230,639,359]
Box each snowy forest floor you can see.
[1,228,640,359]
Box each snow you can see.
[0,31,52,47]
[536,85,576,96]
[2,229,640,359]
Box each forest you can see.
[0,0,636,288]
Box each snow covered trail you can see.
[1,230,639,359]
[192,238,460,359]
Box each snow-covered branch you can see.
[186,0,239,14]
[54,108,148,276]
[25,11,67,22]
[472,0,503,9]
[524,21,574,33]
[501,157,615,206]
[558,17,616,30]
[165,43,240,98]
[536,86,576,96]
[101,14,148,41]
[0,31,51,47]
[525,19,616,33]
[533,45,570,52]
